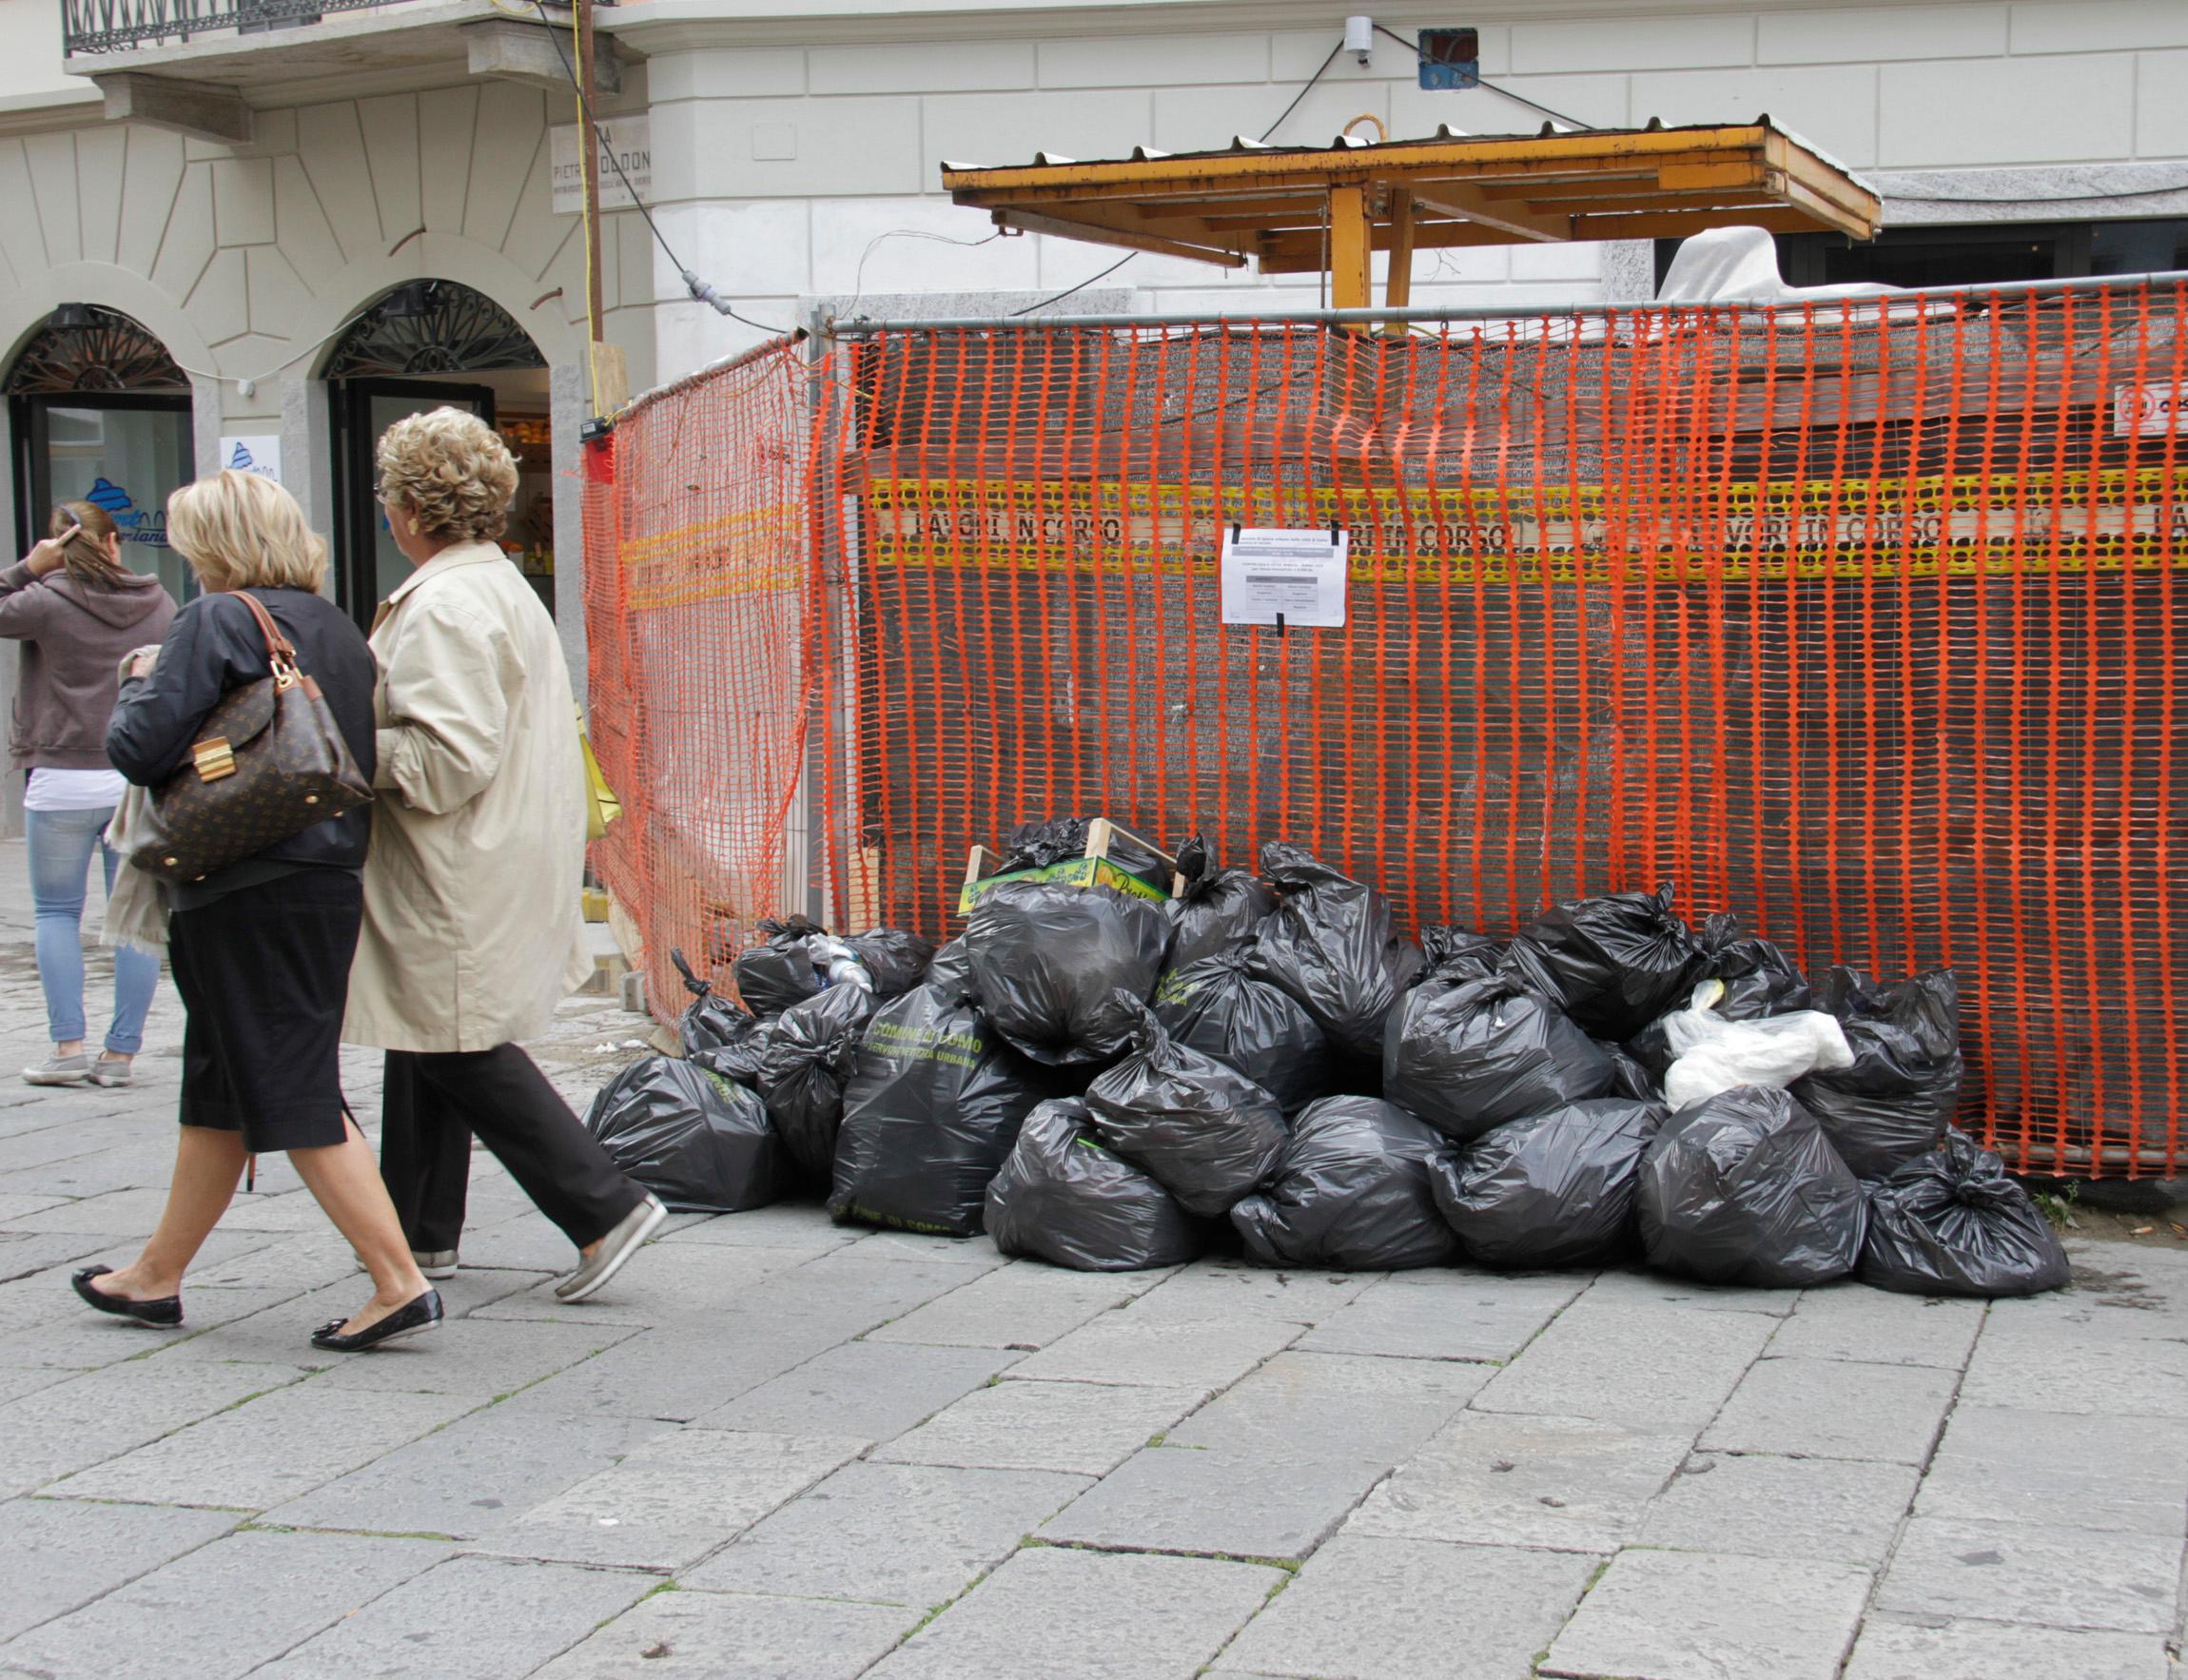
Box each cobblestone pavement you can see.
[0,840,2181,1679]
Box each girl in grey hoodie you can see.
[0,500,176,1086]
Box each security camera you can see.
[1345,15,1374,66]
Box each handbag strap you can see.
[231,590,303,688]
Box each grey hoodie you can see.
[0,559,177,772]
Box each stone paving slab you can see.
[472,1240,835,1328]
[1003,1308,1303,1390]
[867,1543,1285,1679]
[1294,1270,1586,1363]
[1165,1351,1489,1456]
[653,1201,865,1252]
[496,1315,848,1421]
[0,1357,308,1498]
[1577,1268,1799,1317]
[1113,1263,1377,1327]
[1841,1613,2178,1680]
[866,1262,1167,1351]
[1958,1325,2188,1417]
[683,1460,1091,1608]
[0,1530,451,1680]
[1875,1516,2187,1633]
[252,1554,656,1678]
[1540,1548,1873,1680]
[469,1425,864,1571]
[1914,1405,2188,1536]
[1636,1450,1921,1565]
[1041,1442,1401,1563]
[1218,1535,1599,1680]
[306,1315,640,1399]
[263,1407,673,1542]
[1699,1354,1960,1464]
[52,1381,481,1511]
[1765,1283,1987,1368]
[532,1587,911,1679]
[694,1337,1015,1441]
[1346,1411,1693,1553]
[0,1496,240,1643]
[1471,1295,1779,1429]
[873,1376,1209,1476]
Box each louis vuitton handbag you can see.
[129,591,374,883]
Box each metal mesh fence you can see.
[585,280,2188,1176]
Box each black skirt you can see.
[167,867,362,1152]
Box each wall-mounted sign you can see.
[1220,526,1348,628]
[2115,381,2186,437]
[220,434,282,484]
[552,115,651,214]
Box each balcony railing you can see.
[63,0,389,56]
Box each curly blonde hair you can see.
[375,407,518,543]
[167,471,330,593]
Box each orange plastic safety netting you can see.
[587,281,2188,1176]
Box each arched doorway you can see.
[7,306,193,605]
[326,280,552,627]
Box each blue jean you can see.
[27,805,158,1054]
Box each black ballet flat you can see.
[310,1289,442,1353]
[70,1264,183,1328]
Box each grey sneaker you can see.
[88,1056,133,1088]
[24,1053,88,1086]
[555,1194,666,1302]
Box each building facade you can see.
[0,0,2181,791]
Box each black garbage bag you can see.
[829,983,1048,1237]
[1599,1040,1659,1103]
[925,937,973,998]
[1084,998,1289,1216]
[757,983,877,1184]
[1793,967,1963,1181]
[1384,975,1614,1143]
[1637,1084,1866,1286]
[584,1056,786,1213]
[1246,843,1424,1058]
[965,881,1170,1065]
[1694,911,1813,1020]
[1419,925,1504,983]
[1860,1129,2071,1298]
[1433,1097,1665,1269]
[1500,884,1701,1039]
[1152,950,1329,1114]
[692,1016,774,1088]
[1230,1096,1460,1270]
[844,928,938,1002]
[1164,834,1277,969]
[670,947,759,1058]
[735,914,827,1018]
[1001,817,1168,884]
[985,1099,1205,1271]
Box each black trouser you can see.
[379,1045,644,1254]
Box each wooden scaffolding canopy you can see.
[942,119,1881,310]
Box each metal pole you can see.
[576,0,606,349]
[823,265,2188,338]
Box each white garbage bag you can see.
[1660,979,1854,1110]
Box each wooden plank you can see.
[1384,186,1415,336]
[989,206,1247,267]
[1329,182,1372,309]
[1258,219,1524,272]
[1407,178,1570,242]
[1656,160,1766,192]
[1564,205,1819,238]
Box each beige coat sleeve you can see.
[374,596,526,816]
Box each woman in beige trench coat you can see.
[346,408,662,1303]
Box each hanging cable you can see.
[528,1,791,340]
[1260,41,1344,144]
[1370,24,1595,130]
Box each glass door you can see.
[12,395,195,605]
[335,378,494,627]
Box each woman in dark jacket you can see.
[69,470,438,1353]
[0,500,174,1087]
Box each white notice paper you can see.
[1220,526,1348,628]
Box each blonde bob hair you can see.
[375,406,518,543]
[166,470,330,594]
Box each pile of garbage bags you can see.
[583,834,2069,1300]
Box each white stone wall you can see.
[634,0,2188,364]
